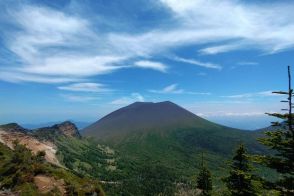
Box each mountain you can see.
[0,105,274,195]
[81,101,272,194]
[83,101,227,139]
[83,101,261,152]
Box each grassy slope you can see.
[55,136,117,181]
[49,126,278,195]
[108,128,259,176]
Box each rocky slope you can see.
[0,121,105,196]
[0,124,61,166]
[0,121,81,166]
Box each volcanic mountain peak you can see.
[83,101,212,139]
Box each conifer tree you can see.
[223,144,258,196]
[258,66,294,195]
[196,153,212,196]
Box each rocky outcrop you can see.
[0,121,80,167]
[52,121,81,138]
[0,127,61,166]
[0,123,28,133]
[34,121,81,140]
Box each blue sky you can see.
[1,0,294,129]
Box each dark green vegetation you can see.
[223,144,260,196]
[52,135,177,195]
[79,101,276,195]
[0,142,104,196]
[196,154,212,196]
[55,136,117,181]
[256,66,294,195]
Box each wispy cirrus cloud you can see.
[149,83,210,95]
[1,5,128,83]
[198,43,244,55]
[231,61,259,69]
[58,83,112,93]
[172,56,222,70]
[60,94,99,102]
[0,71,83,84]
[222,91,283,99]
[0,5,168,84]
[2,0,294,86]
[197,111,266,117]
[19,56,128,77]
[159,0,294,55]
[149,84,184,94]
[110,93,144,105]
[134,60,168,72]
[237,62,259,66]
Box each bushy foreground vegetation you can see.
[0,142,104,196]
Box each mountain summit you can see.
[83,101,220,139]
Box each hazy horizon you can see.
[0,100,276,130]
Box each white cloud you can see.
[161,0,294,54]
[184,100,282,119]
[0,71,82,84]
[197,111,265,117]
[58,83,112,93]
[19,55,127,77]
[231,61,259,69]
[198,43,243,55]
[0,5,163,84]
[110,93,144,105]
[222,91,283,98]
[113,0,294,56]
[61,94,99,102]
[2,0,294,84]
[1,5,129,83]
[237,62,259,66]
[149,84,183,94]
[172,56,222,70]
[134,60,168,72]
[149,83,210,95]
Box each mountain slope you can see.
[81,101,271,194]
[0,122,107,195]
[82,101,261,154]
[84,101,235,139]
[0,142,105,196]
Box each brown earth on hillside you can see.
[34,175,66,195]
[0,128,61,166]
